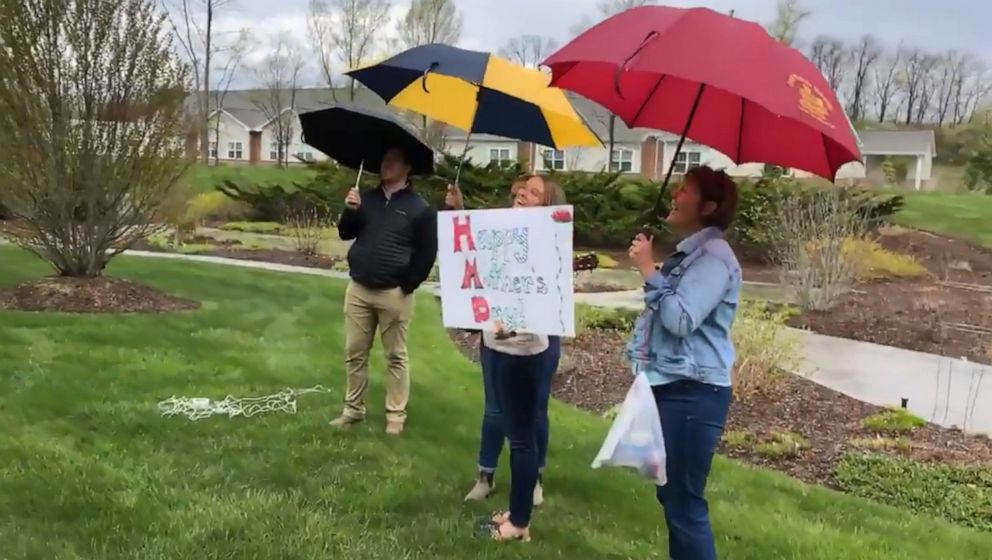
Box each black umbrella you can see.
[299,104,435,182]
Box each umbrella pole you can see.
[454,130,473,186]
[355,160,364,189]
[653,84,707,215]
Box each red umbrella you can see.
[543,5,861,196]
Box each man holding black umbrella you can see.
[298,104,439,436]
[329,146,438,436]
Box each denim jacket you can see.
[625,227,742,387]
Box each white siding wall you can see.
[206,112,251,162]
[533,143,642,174]
[260,112,326,164]
[660,141,766,178]
[460,140,519,167]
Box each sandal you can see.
[490,511,510,525]
[491,520,530,542]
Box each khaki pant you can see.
[342,281,414,424]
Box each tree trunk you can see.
[608,114,616,172]
[199,2,213,166]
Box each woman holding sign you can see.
[447,175,565,542]
[626,167,741,560]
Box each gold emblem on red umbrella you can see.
[788,73,834,127]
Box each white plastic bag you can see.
[592,374,667,485]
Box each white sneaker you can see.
[533,480,545,507]
[464,473,495,501]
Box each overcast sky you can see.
[210,0,992,88]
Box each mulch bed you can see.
[0,277,200,314]
[132,239,340,271]
[787,229,992,364]
[448,328,992,487]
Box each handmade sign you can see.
[436,205,575,336]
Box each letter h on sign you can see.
[452,215,475,252]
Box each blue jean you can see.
[477,336,559,473]
[488,347,549,528]
[653,380,732,560]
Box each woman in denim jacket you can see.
[626,166,741,560]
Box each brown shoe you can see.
[329,414,363,429]
[385,421,404,436]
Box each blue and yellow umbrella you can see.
[346,44,601,151]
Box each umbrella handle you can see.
[421,62,440,93]
[614,31,659,98]
[355,160,364,189]
[454,130,472,186]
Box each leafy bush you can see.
[220,221,285,234]
[722,429,753,448]
[861,408,926,434]
[849,436,911,452]
[722,428,809,458]
[575,304,639,333]
[964,139,992,194]
[844,239,927,281]
[595,254,620,269]
[881,159,898,186]
[731,300,800,400]
[755,430,810,459]
[834,453,992,531]
[186,192,249,225]
[730,178,904,258]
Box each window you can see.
[489,148,513,166]
[269,141,290,161]
[610,148,634,173]
[542,149,566,171]
[208,141,218,159]
[296,151,315,162]
[227,141,243,160]
[672,151,702,174]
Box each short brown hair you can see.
[510,173,567,206]
[684,166,738,230]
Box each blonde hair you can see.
[510,173,567,206]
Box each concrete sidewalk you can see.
[575,289,992,435]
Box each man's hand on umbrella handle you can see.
[345,187,361,209]
[445,183,464,210]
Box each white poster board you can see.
[436,205,575,337]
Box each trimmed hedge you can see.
[213,157,905,255]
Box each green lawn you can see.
[1,247,990,559]
[893,191,992,248]
[184,164,317,193]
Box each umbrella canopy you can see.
[543,5,861,181]
[346,44,600,150]
[299,104,434,176]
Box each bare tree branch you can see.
[809,36,848,93]
[309,0,391,102]
[873,48,901,123]
[767,0,811,46]
[398,0,461,49]
[0,0,191,277]
[499,35,559,69]
[211,28,251,165]
[847,35,881,121]
[251,31,306,168]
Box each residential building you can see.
[191,88,937,187]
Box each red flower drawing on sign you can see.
[551,209,572,223]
